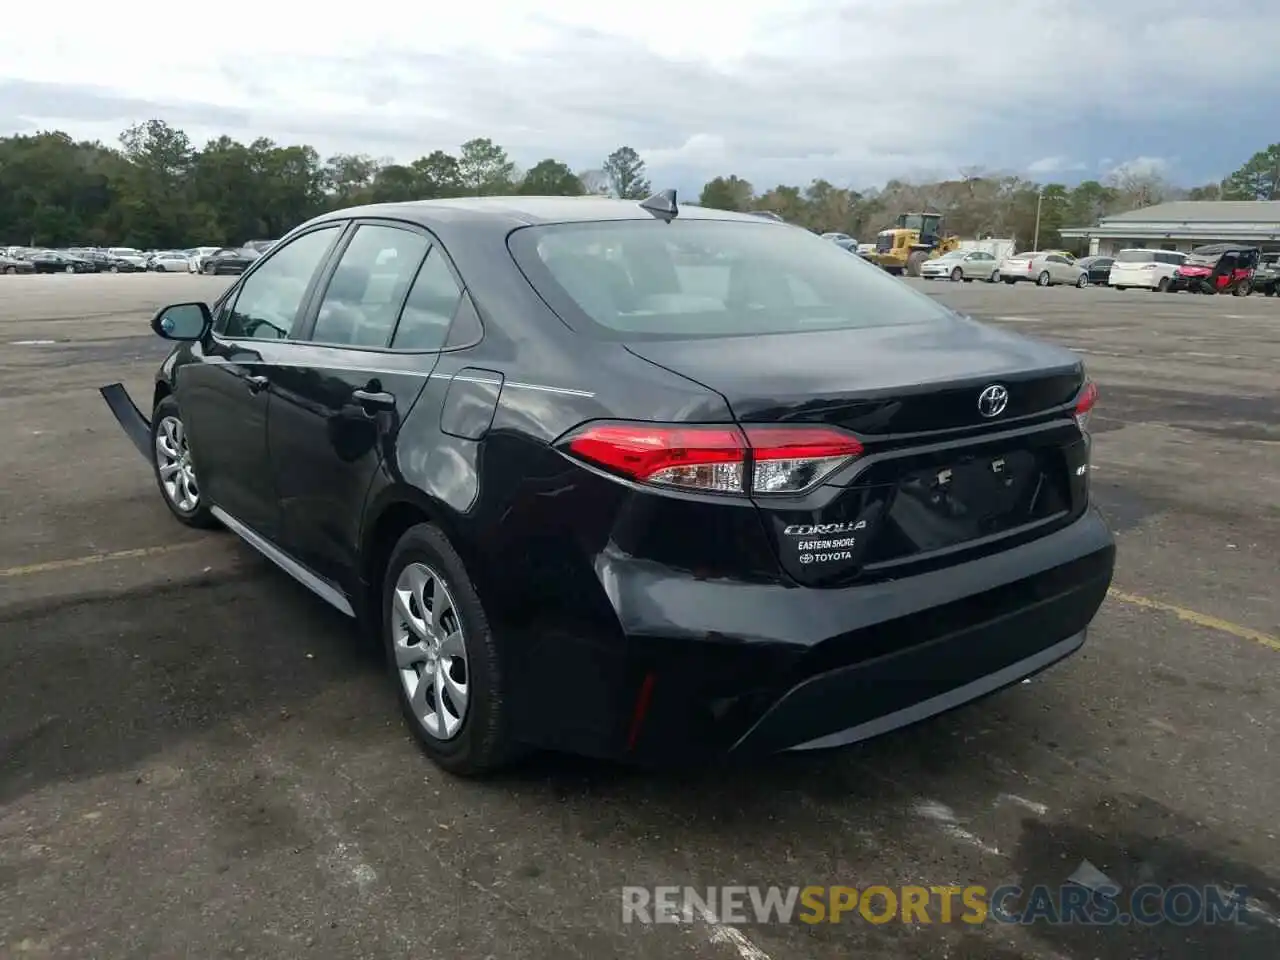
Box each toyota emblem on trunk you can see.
[978,384,1009,418]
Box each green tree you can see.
[602,146,651,199]
[518,159,583,195]
[699,175,754,211]
[458,138,515,195]
[1220,144,1280,200]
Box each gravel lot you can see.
[1,272,1277,960]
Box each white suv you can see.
[1108,248,1187,292]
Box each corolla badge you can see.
[977,383,1009,418]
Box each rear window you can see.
[508,219,951,340]
[1116,249,1154,263]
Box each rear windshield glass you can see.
[508,219,951,340]
[1116,250,1155,263]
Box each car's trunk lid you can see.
[624,320,1090,586]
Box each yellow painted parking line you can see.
[0,542,203,579]
[1108,588,1280,653]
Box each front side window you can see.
[510,219,952,340]
[220,226,341,340]
[309,224,430,347]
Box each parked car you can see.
[0,253,35,274]
[1074,256,1115,286]
[920,250,1002,283]
[821,232,859,251]
[100,194,1115,775]
[1253,252,1279,296]
[1169,243,1259,295]
[186,247,222,273]
[1108,248,1187,292]
[75,250,142,273]
[999,251,1088,287]
[27,250,96,273]
[148,251,194,272]
[201,247,262,275]
[106,247,149,270]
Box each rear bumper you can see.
[512,507,1116,764]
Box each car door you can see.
[265,219,464,593]
[176,224,344,540]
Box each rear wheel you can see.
[150,396,218,529]
[1156,277,1170,292]
[383,523,514,776]
[1037,270,1051,287]
[1233,280,1251,297]
[1003,278,1016,285]
[109,265,119,273]
[204,262,216,275]
[989,270,1000,283]
[65,264,75,274]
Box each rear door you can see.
[265,219,457,592]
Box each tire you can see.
[950,267,963,282]
[109,265,119,273]
[1003,278,1016,285]
[65,264,75,274]
[1156,277,1170,292]
[1233,280,1251,297]
[150,396,218,528]
[154,264,166,272]
[1037,270,1051,287]
[906,250,929,277]
[989,270,1000,283]
[1114,286,1126,291]
[1076,273,1089,288]
[204,262,216,275]
[383,523,514,776]
[3,266,14,275]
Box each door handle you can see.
[352,388,395,411]
[246,375,270,393]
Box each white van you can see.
[1108,248,1187,292]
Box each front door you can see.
[177,224,345,539]
[266,220,466,593]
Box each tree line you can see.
[1,118,1276,251]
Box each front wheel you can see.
[950,267,963,282]
[65,264,75,274]
[383,523,515,776]
[1037,271,1051,287]
[989,270,1000,283]
[151,396,218,529]
[1003,278,1016,285]
[1076,273,1089,288]
[204,262,217,275]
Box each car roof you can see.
[304,195,777,232]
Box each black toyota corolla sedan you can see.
[101,193,1115,776]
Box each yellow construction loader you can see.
[862,212,961,276]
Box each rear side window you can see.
[310,225,429,347]
[391,249,464,350]
[1155,251,1186,265]
[1116,249,1154,263]
[508,219,950,340]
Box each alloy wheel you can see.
[155,415,200,512]
[391,562,470,741]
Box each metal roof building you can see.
[1060,201,1280,256]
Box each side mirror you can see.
[152,302,212,341]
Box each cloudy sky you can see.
[2,0,1277,195]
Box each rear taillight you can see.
[559,422,863,495]
[1074,379,1098,431]
[1027,261,1034,271]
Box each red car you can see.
[1171,243,1260,295]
